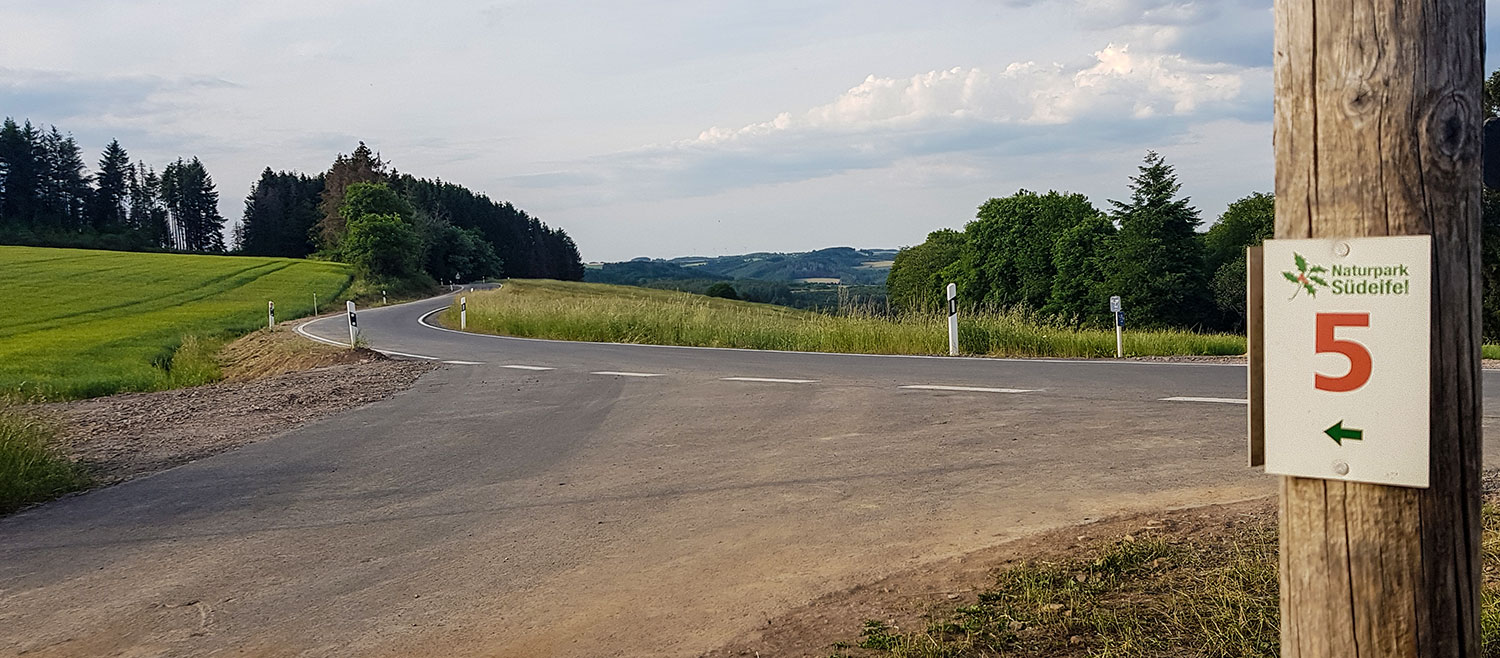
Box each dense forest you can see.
[0,121,584,285]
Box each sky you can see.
[3,0,1498,262]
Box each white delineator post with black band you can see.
[460,296,467,330]
[1259,0,1482,653]
[346,300,358,346]
[946,283,958,356]
[268,301,275,329]
[1109,295,1122,358]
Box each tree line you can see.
[0,119,584,285]
[887,151,1272,332]
[889,149,1500,339]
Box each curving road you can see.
[4,290,1499,657]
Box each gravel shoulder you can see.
[45,327,435,486]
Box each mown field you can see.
[0,245,353,400]
[448,279,1247,358]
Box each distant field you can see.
[0,246,353,400]
[448,279,1246,358]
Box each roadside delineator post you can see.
[946,283,958,356]
[1258,0,1482,653]
[1109,295,1122,358]
[268,301,275,329]
[346,301,359,346]
[461,296,467,330]
[382,290,387,305]
[313,292,318,315]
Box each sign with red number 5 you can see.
[1262,236,1430,488]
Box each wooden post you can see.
[1273,0,1483,655]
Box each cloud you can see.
[511,44,1267,202]
[0,68,235,121]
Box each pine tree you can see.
[161,158,225,252]
[316,142,387,250]
[1101,151,1212,328]
[0,119,42,225]
[127,164,169,248]
[240,168,324,257]
[37,127,91,230]
[92,139,131,231]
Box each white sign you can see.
[1109,295,1122,313]
[1262,236,1430,488]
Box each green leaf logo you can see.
[1283,252,1329,299]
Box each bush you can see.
[704,282,739,300]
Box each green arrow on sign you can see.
[1325,421,1364,446]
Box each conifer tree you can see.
[92,140,131,231]
[0,118,41,224]
[316,142,387,250]
[1101,151,1211,328]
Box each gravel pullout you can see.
[51,358,435,485]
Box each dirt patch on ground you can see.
[220,326,383,381]
[45,328,435,485]
[705,498,1276,657]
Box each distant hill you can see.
[649,247,898,285]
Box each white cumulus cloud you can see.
[687,44,1252,147]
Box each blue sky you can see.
[2,1,1496,261]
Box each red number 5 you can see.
[1315,312,1372,392]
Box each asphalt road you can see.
[5,290,1499,657]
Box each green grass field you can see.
[448,280,1247,358]
[0,245,353,400]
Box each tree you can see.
[1043,213,1117,324]
[0,118,41,225]
[1101,152,1211,329]
[704,282,739,300]
[1485,69,1500,119]
[956,190,1103,311]
[161,157,225,252]
[239,169,324,257]
[1203,192,1274,273]
[343,212,421,280]
[316,142,387,250]
[886,229,965,314]
[127,165,169,248]
[92,140,130,231]
[37,127,91,230]
[1203,193,1275,330]
[339,182,412,225]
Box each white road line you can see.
[592,371,664,378]
[502,365,555,371]
[899,385,1037,394]
[721,377,820,384]
[296,317,442,360]
[377,349,440,361]
[442,360,484,365]
[1160,396,1248,405]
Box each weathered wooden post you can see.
[1272,0,1483,655]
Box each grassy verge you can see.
[449,280,1245,358]
[836,506,1500,657]
[0,403,88,514]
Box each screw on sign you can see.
[1260,236,1430,488]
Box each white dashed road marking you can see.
[442,360,484,365]
[721,377,819,384]
[899,385,1037,394]
[502,365,555,371]
[1160,396,1248,405]
[592,371,664,378]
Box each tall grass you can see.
[451,280,1246,358]
[0,403,87,514]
